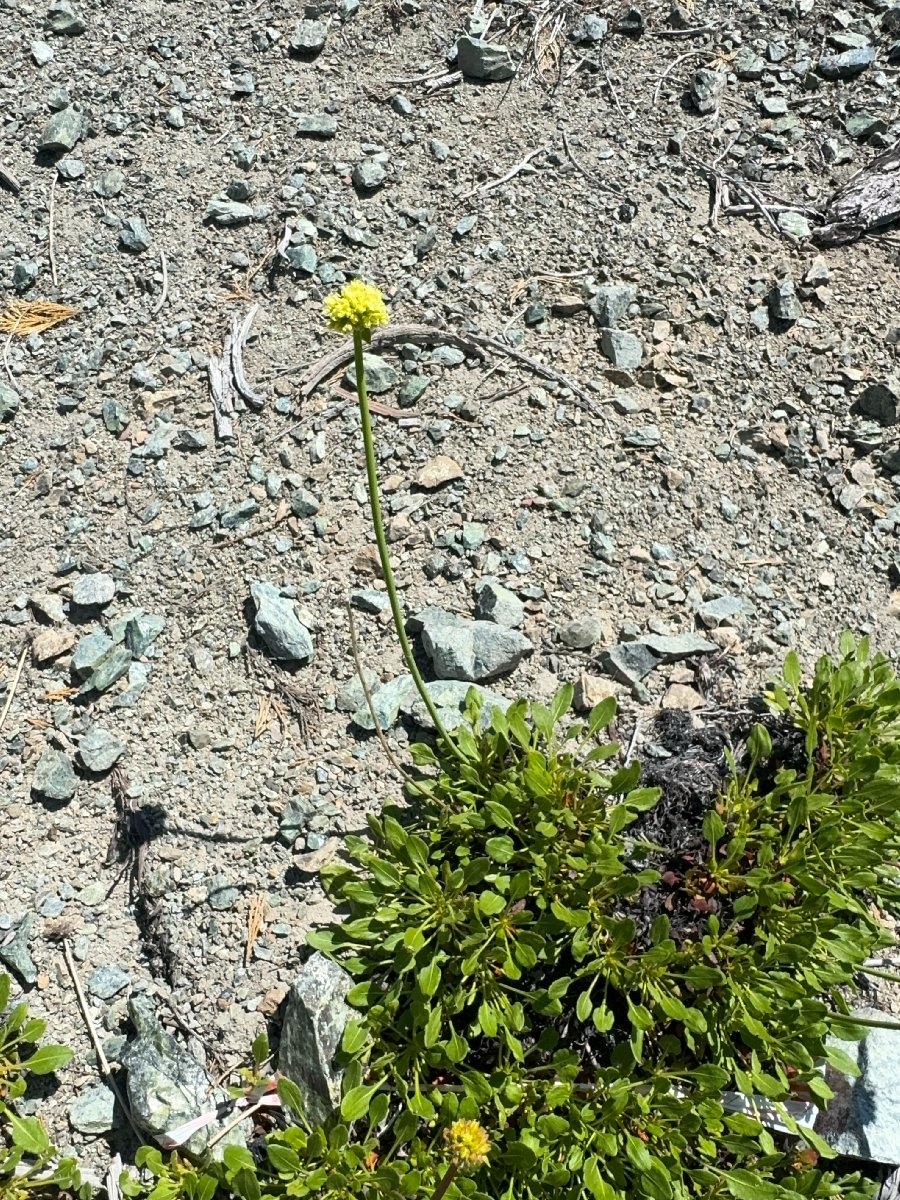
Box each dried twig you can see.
[48,176,58,287]
[561,130,629,201]
[208,352,236,441]
[245,893,267,967]
[0,160,21,194]
[462,145,548,199]
[62,939,143,1140]
[0,645,27,733]
[231,304,266,409]
[654,24,717,38]
[206,1097,269,1150]
[152,249,169,316]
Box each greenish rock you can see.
[32,748,77,801]
[72,572,115,607]
[296,113,337,137]
[558,616,606,650]
[816,1007,900,1164]
[342,353,399,395]
[818,47,875,80]
[351,674,415,731]
[123,997,246,1157]
[0,385,20,422]
[102,398,129,433]
[56,157,84,180]
[430,345,465,367]
[639,633,717,660]
[94,169,125,198]
[349,588,390,614]
[45,0,85,34]
[221,498,259,528]
[857,379,900,427]
[87,964,130,1000]
[290,487,320,518]
[124,612,165,656]
[599,642,659,686]
[768,279,802,322]
[457,35,518,81]
[474,579,524,628]
[0,914,37,985]
[402,679,511,733]
[284,244,318,273]
[461,522,485,551]
[734,45,766,79]
[278,954,353,1127]
[206,877,240,911]
[78,726,125,773]
[417,609,532,682]
[69,1084,118,1135]
[205,198,258,226]
[79,644,133,694]
[397,375,430,408]
[72,631,114,679]
[776,211,811,238]
[845,111,887,140]
[39,106,83,152]
[600,329,643,371]
[250,581,314,662]
[696,595,754,627]
[351,158,386,191]
[290,18,329,53]
[119,215,152,252]
[79,881,107,906]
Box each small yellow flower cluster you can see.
[444,1119,490,1167]
[323,280,389,339]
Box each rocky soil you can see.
[2,0,900,1179]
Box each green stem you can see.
[353,331,464,763]
[861,965,900,986]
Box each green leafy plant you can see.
[306,638,900,1200]
[0,972,87,1200]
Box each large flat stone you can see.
[418,609,532,681]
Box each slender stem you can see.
[832,1012,900,1031]
[353,331,464,761]
[430,1162,459,1200]
[860,965,900,986]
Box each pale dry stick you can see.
[461,145,549,200]
[598,42,625,117]
[560,130,628,201]
[62,939,143,1140]
[654,24,717,38]
[48,175,58,287]
[0,160,21,193]
[151,249,169,316]
[0,644,27,733]
[206,1097,270,1150]
[624,718,642,768]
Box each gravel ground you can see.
[2,0,900,1175]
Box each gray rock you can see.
[350,588,390,615]
[418,610,532,681]
[599,642,660,686]
[250,581,314,662]
[38,106,83,151]
[352,158,386,191]
[220,498,259,528]
[119,216,152,253]
[342,353,399,394]
[45,0,85,34]
[351,674,416,731]
[56,157,84,180]
[166,106,184,129]
[474,579,524,628]
[124,612,165,656]
[734,45,766,79]
[600,329,643,371]
[857,379,900,427]
[429,139,450,161]
[402,679,511,732]
[72,631,114,679]
[816,1008,900,1164]
[33,748,77,801]
[204,198,264,226]
[69,1085,118,1135]
[72,572,115,607]
[13,261,38,291]
[570,13,607,43]
[691,67,724,114]
[768,279,802,322]
[290,487,320,517]
[391,93,414,116]
[278,954,353,1127]
[95,168,125,198]
[78,727,125,773]
[0,914,37,985]
[559,615,606,650]
[457,35,518,81]
[79,644,133,694]
[639,633,717,661]
[32,40,54,64]
[290,18,329,53]
[296,113,337,137]
[777,211,811,239]
[430,345,466,368]
[818,47,875,79]
[335,669,379,713]
[87,964,130,1000]
[284,244,318,273]
[398,375,430,408]
[0,385,20,422]
[206,877,240,911]
[587,284,636,327]
[123,997,246,1157]
[696,595,752,627]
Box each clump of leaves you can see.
[0,972,88,1200]
[307,637,899,1200]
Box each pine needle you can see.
[0,299,79,335]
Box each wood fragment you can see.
[462,145,548,199]
[654,24,717,38]
[152,249,169,316]
[208,352,236,441]
[231,304,266,409]
[245,893,267,967]
[0,645,27,733]
[0,161,21,194]
[815,139,900,246]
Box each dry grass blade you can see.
[0,299,78,335]
[245,892,267,967]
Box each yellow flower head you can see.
[444,1119,490,1168]
[323,280,389,341]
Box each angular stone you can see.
[95,169,125,198]
[206,877,239,911]
[278,954,353,1127]
[290,487,320,517]
[342,353,398,394]
[284,244,317,273]
[816,1008,900,1164]
[777,211,811,239]
[45,0,85,33]
[416,455,463,489]
[78,726,125,773]
[123,997,246,1157]
[124,612,165,656]
[32,40,54,64]
[38,106,83,151]
[351,158,386,191]
[696,595,752,627]
[662,683,705,710]
[296,113,337,137]
[818,47,875,79]
[350,588,390,615]
[69,1084,118,1135]
[691,67,724,114]
[351,674,415,731]
[119,216,151,253]
[72,631,114,679]
[290,18,329,53]
[599,642,660,686]
[600,328,643,371]
[205,199,258,226]
[573,673,619,713]
[72,572,115,607]
[250,581,314,662]
[639,633,717,661]
[768,279,802,322]
[79,644,133,694]
[418,610,532,682]
[558,615,609,650]
[0,914,37,985]
[398,375,430,408]
[0,385,19,422]
[32,627,75,664]
[570,13,607,43]
[587,284,636,327]
[457,35,518,81]
[402,679,511,732]
[474,579,524,628]
[87,964,130,1000]
[857,379,900,427]
[32,748,77,801]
